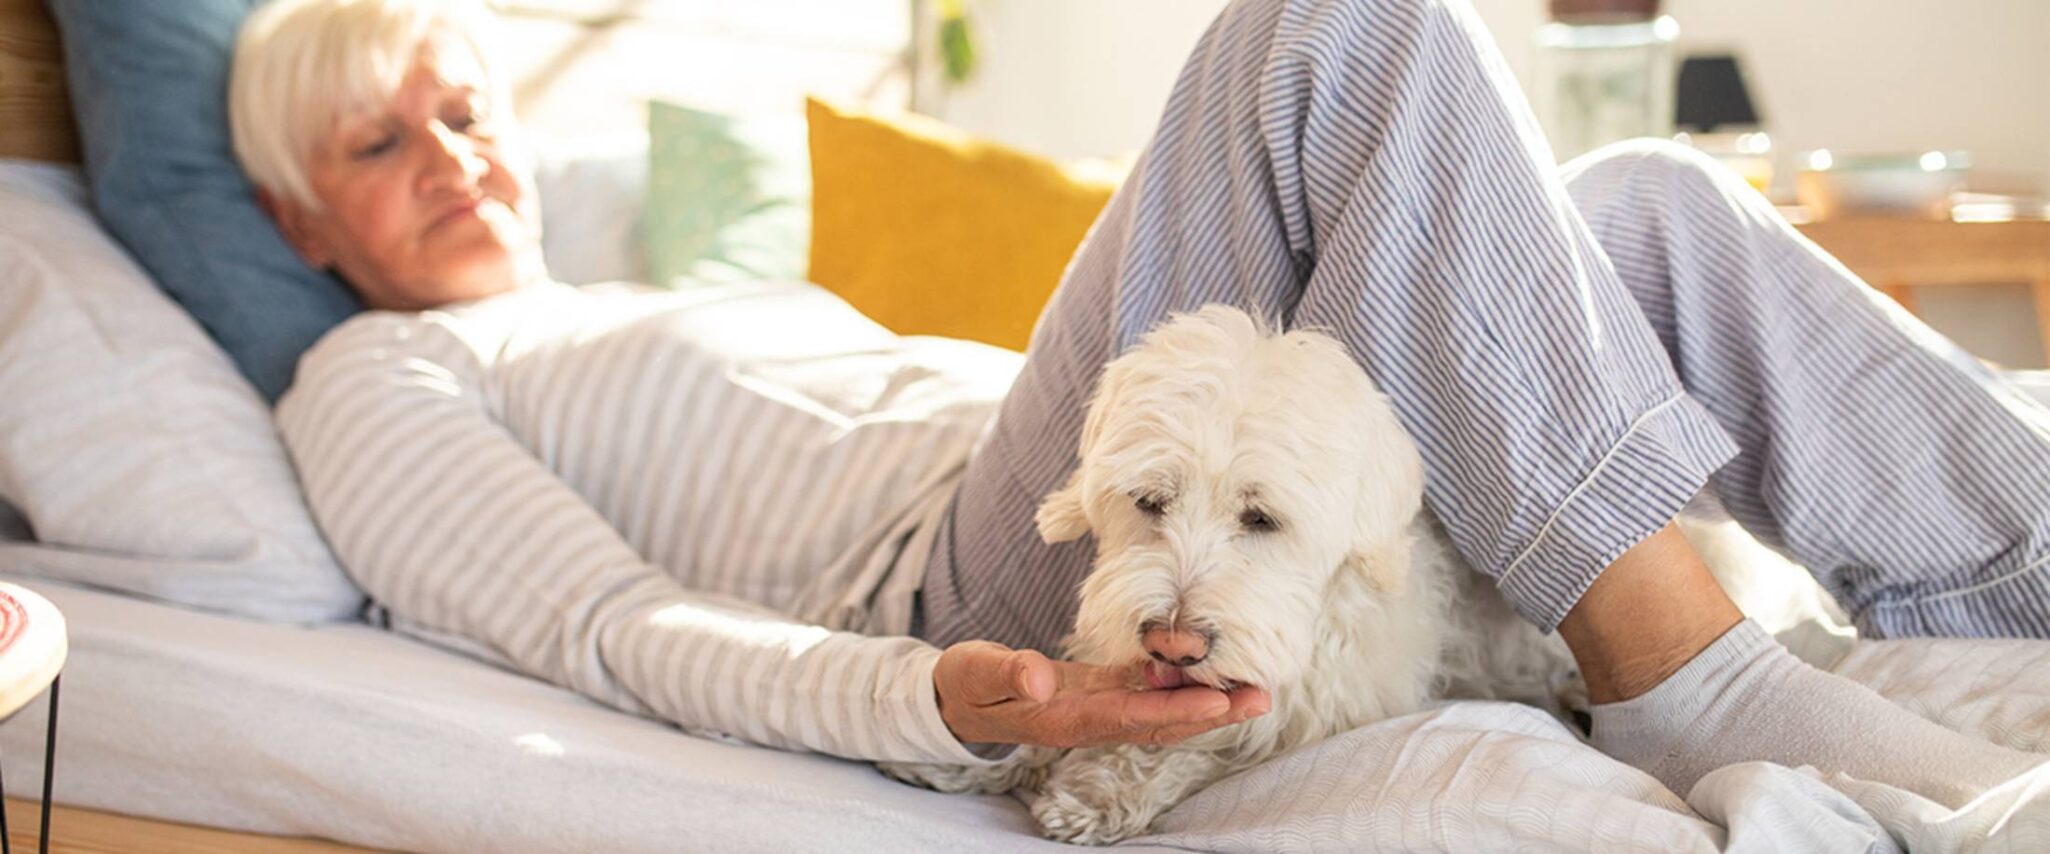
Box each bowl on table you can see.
[1796,149,1969,220]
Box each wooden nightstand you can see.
[0,582,66,854]
[1791,215,2050,366]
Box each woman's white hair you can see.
[229,0,501,211]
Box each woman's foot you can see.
[1590,619,2048,807]
[1562,525,2046,806]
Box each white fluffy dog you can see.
[884,305,1583,844]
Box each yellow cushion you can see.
[805,97,1123,352]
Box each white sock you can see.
[1589,619,2047,807]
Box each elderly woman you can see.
[235,0,2045,803]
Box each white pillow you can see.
[531,135,649,286]
[0,159,362,624]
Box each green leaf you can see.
[938,4,976,84]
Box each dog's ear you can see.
[1340,540,1409,597]
[1035,352,1131,545]
[1339,451,1421,597]
[1035,469,1091,543]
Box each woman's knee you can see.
[1563,138,1747,203]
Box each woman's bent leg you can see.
[1559,139,2050,639]
[923,0,1739,652]
[920,0,2047,806]
[919,0,1315,655]
[1552,141,2050,802]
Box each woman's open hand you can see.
[933,640,1270,749]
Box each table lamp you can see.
[1674,54,1772,192]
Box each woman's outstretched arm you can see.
[275,310,1249,761]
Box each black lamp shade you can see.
[1675,55,1760,132]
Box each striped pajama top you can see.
[275,279,1021,764]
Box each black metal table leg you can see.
[0,674,60,854]
[37,675,56,854]
[1,716,9,854]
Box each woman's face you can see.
[267,29,544,311]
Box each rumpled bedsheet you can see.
[1,572,2043,852]
[1141,639,2050,852]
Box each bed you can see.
[0,573,1082,853]
[3,1,2049,851]
[4,562,2048,853]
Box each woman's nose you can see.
[418,122,486,192]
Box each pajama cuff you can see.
[893,643,1012,766]
[1861,559,2050,639]
[1494,392,1740,632]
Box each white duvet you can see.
[1146,639,2050,852]
[1131,529,2050,853]
[3,565,2047,853]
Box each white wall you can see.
[933,0,2050,365]
[927,0,1229,162]
[936,0,2050,187]
[1626,0,2048,196]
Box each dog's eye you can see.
[1238,509,1279,533]
[1133,493,1169,516]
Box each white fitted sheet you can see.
[1,572,2046,853]
[0,574,1085,854]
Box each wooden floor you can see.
[0,799,382,853]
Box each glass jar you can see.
[1534,11,1679,162]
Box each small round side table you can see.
[0,583,65,854]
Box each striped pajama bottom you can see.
[915,0,2050,656]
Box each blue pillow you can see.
[46,0,361,403]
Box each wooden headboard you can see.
[0,0,78,164]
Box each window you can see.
[492,0,912,137]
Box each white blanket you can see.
[1,574,2045,852]
[1133,584,2050,853]
[1147,683,2048,852]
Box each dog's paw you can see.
[1031,787,1159,846]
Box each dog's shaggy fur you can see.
[882,306,1580,844]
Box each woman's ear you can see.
[257,189,335,269]
[1035,469,1091,544]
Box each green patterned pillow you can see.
[646,101,811,287]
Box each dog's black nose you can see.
[1142,627,1209,666]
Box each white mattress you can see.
[1,572,2046,853]
[0,574,1094,853]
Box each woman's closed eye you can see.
[352,133,399,161]
[443,107,481,135]
[445,92,496,136]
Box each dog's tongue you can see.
[1142,660,1188,690]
